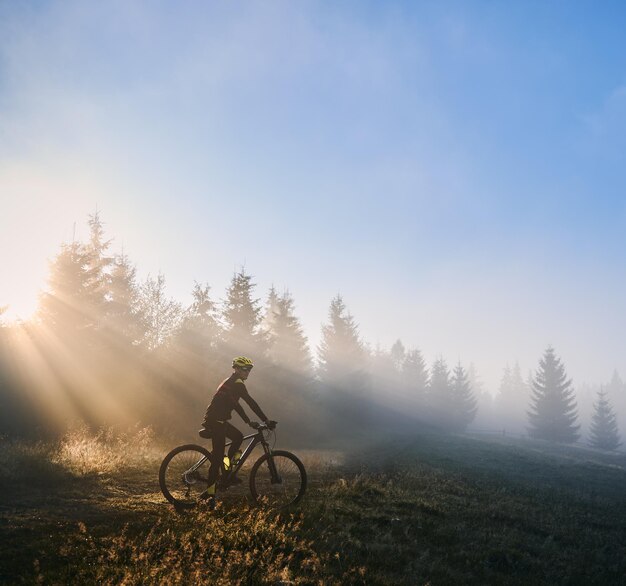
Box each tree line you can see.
[0,213,622,450]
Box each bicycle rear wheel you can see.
[249,450,307,508]
[159,444,213,508]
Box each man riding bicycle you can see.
[199,356,271,501]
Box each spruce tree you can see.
[221,268,267,359]
[402,348,429,407]
[450,362,477,431]
[589,388,621,451]
[84,211,114,325]
[108,252,144,345]
[390,339,406,372]
[317,295,366,390]
[261,286,281,342]
[496,362,529,432]
[527,347,579,443]
[429,356,452,427]
[606,370,626,440]
[266,291,312,374]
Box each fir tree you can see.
[261,286,281,342]
[317,295,366,390]
[108,252,143,345]
[390,339,406,372]
[221,268,267,359]
[527,347,579,443]
[38,239,93,336]
[84,211,114,325]
[450,362,477,431]
[402,348,429,406]
[266,291,312,374]
[496,361,529,432]
[429,356,452,426]
[606,370,626,439]
[589,388,621,451]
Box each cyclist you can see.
[199,356,271,500]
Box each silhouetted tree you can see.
[137,273,182,350]
[429,356,452,427]
[450,362,477,431]
[402,348,429,407]
[527,347,579,443]
[390,339,406,372]
[261,286,280,343]
[221,269,267,359]
[606,370,626,441]
[84,211,113,326]
[589,388,621,451]
[38,239,93,337]
[495,362,529,432]
[107,252,144,345]
[317,295,366,391]
[266,291,312,374]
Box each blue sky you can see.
[1,1,626,391]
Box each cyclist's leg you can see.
[206,421,226,493]
[224,422,244,461]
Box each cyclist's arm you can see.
[233,402,251,425]
[241,392,269,423]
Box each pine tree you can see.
[450,362,477,431]
[38,239,93,337]
[169,282,222,409]
[261,286,281,342]
[402,348,429,407]
[266,291,312,374]
[429,356,452,427]
[468,363,492,426]
[84,211,114,326]
[390,339,406,372]
[589,388,621,451]
[108,252,144,345]
[317,295,366,390]
[606,370,626,441]
[221,269,267,359]
[496,362,529,432]
[527,347,579,443]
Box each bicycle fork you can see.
[262,443,282,485]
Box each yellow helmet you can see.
[232,356,254,369]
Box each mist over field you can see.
[2,2,626,584]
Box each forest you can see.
[0,212,623,453]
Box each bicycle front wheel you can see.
[249,450,307,508]
[159,444,213,508]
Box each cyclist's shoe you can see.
[219,474,243,488]
[201,494,216,510]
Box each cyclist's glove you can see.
[249,421,261,429]
[267,420,277,430]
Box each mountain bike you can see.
[159,421,307,509]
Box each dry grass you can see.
[56,505,365,585]
[3,429,626,585]
[52,424,159,476]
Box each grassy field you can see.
[1,427,625,585]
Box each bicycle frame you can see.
[187,426,277,483]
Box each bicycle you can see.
[159,421,307,509]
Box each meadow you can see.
[1,428,625,585]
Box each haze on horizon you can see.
[1,1,626,392]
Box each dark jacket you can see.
[203,373,268,424]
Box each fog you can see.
[1,214,624,453]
